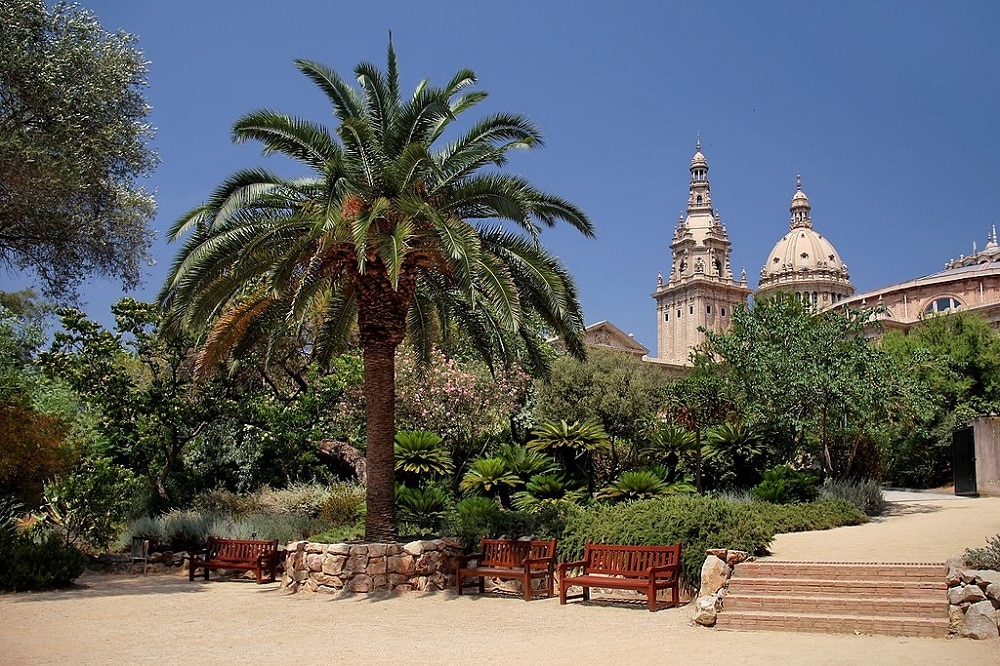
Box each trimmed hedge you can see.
[558,496,867,590]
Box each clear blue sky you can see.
[6,0,999,353]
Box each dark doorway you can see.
[953,426,978,497]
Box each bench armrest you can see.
[456,552,483,567]
[525,555,556,570]
[647,563,680,578]
[558,560,587,577]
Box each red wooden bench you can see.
[558,542,681,611]
[456,538,557,601]
[189,537,279,584]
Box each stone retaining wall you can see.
[282,538,463,594]
[947,565,1000,639]
[693,548,750,626]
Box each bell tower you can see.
[652,141,751,364]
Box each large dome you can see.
[756,178,854,305]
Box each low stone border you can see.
[693,548,750,626]
[282,538,463,594]
[947,565,1000,639]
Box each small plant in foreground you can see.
[965,533,1000,570]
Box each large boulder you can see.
[959,600,999,640]
[698,555,730,598]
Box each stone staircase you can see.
[715,561,950,637]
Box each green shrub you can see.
[965,534,1000,570]
[42,457,142,551]
[191,489,261,517]
[159,510,214,551]
[257,483,333,517]
[752,466,821,504]
[756,500,868,534]
[318,483,366,526]
[818,479,886,517]
[559,495,774,590]
[445,496,573,548]
[396,484,452,533]
[0,529,87,591]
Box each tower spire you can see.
[789,173,812,230]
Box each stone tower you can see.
[652,142,751,364]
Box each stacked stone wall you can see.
[947,565,1000,639]
[282,538,463,594]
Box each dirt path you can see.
[2,494,999,665]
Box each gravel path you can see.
[2,493,999,664]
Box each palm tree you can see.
[160,40,592,541]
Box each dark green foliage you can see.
[1,0,157,301]
[0,529,87,591]
[42,457,141,551]
[395,483,452,532]
[394,430,455,485]
[445,496,573,549]
[599,470,671,502]
[752,465,821,504]
[818,479,886,517]
[559,495,773,589]
[753,500,868,534]
[512,474,585,512]
[559,495,867,590]
[964,534,1000,570]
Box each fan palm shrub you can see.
[394,430,454,486]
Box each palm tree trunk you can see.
[362,339,398,541]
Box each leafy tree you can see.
[881,311,1000,486]
[1,0,156,300]
[533,347,669,447]
[702,293,910,480]
[160,40,591,540]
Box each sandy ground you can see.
[2,493,1000,665]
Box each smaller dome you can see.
[691,150,707,167]
[791,189,810,206]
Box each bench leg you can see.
[522,572,532,602]
[547,570,554,598]
[478,577,485,594]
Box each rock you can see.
[975,570,1000,587]
[149,552,163,564]
[694,594,721,626]
[403,540,425,556]
[347,574,373,593]
[706,548,728,559]
[946,566,963,586]
[345,554,368,573]
[172,553,185,566]
[321,556,345,575]
[442,537,463,550]
[959,600,999,640]
[388,574,410,586]
[949,584,988,605]
[699,555,730,598]
[371,574,388,589]
[726,550,750,566]
[368,544,388,558]
[326,543,351,556]
[305,553,324,572]
[415,550,443,575]
[387,555,415,575]
[987,583,999,601]
[368,557,387,575]
[949,604,965,633]
[305,543,325,554]
[349,544,369,556]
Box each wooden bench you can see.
[558,542,681,612]
[456,538,557,601]
[189,537,279,584]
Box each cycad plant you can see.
[459,457,520,507]
[394,430,454,486]
[159,39,592,540]
[395,483,452,533]
[528,419,611,495]
[511,473,585,512]
[598,468,697,502]
[704,421,766,488]
[495,443,557,483]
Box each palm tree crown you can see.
[160,39,593,540]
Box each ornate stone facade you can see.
[756,176,855,307]
[652,143,751,365]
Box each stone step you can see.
[716,610,950,638]
[725,592,947,617]
[727,576,946,597]
[731,561,946,583]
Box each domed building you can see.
[756,176,855,306]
